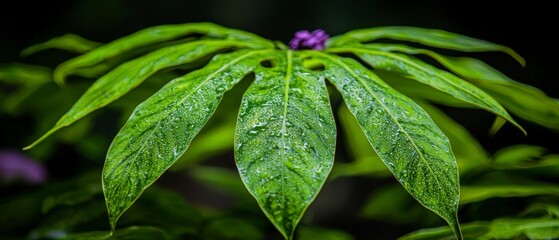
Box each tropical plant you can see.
[9,22,559,240]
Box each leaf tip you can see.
[22,136,48,151]
[53,66,67,87]
[505,47,526,67]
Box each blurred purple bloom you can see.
[289,29,329,50]
[0,150,47,184]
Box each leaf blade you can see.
[234,50,336,239]
[312,52,462,239]
[102,49,267,229]
[329,26,524,65]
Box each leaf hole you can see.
[260,58,278,68]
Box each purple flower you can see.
[289,29,329,50]
[0,150,47,184]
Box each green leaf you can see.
[328,26,524,65]
[329,46,524,134]
[53,22,273,85]
[491,144,547,166]
[477,82,559,131]
[235,50,336,239]
[311,52,462,239]
[460,183,559,205]
[0,63,52,85]
[360,43,559,130]
[102,49,268,230]
[524,204,559,219]
[21,34,102,57]
[374,70,474,108]
[0,63,53,114]
[24,40,262,150]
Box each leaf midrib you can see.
[315,51,444,193]
[279,50,293,231]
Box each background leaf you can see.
[21,34,101,57]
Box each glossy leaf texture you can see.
[327,45,524,134]
[102,49,269,229]
[310,51,461,239]
[235,50,336,239]
[24,40,268,149]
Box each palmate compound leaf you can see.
[24,23,536,240]
[309,51,462,239]
[102,49,271,230]
[235,50,336,239]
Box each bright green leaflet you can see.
[235,50,336,239]
[328,46,524,134]
[53,22,273,85]
[328,26,525,66]
[102,49,268,229]
[357,43,559,130]
[311,51,461,239]
[24,40,265,149]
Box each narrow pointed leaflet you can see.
[329,46,524,134]
[312,51,462,239]
[328,26,524,66]
[235,50,336,239]
[53,22,274,84]
[25,40,265,149]
[102,49,270,229]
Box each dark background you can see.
[2,0,558,239]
